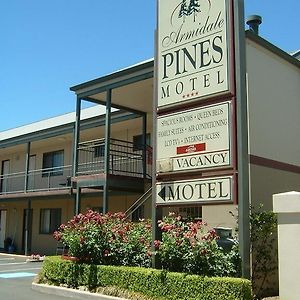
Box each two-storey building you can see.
[0,31,299,259]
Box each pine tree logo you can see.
[188,0,201,22]
[178,0,188,22]
[178,0,201,22]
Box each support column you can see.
[72,96,81,177]
[151,205,162,268]
[24,142,31,192]
[235,0,250,279]
[24,142,31,256]
[75,187,81,215]
[73,97,81,215]
[103,89,112,213]
[142,113,147,179]
[273,191,300,300]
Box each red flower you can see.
[154,240,161,250]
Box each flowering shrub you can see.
[54,210,239,277]
[155,212,239,277]
[53,210,152,267]
[105,218,152,268]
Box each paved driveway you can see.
[0,254,68,300]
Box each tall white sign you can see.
[157,101,232,173]
[157,0,232,109]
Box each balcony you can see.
[77,138,152,178]
[0,139,152,197]
[0,165,72,196]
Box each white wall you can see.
[246,39,300,166]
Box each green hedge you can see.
[41,256,252,300]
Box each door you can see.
[28,155,36,191]
[22,208,33,253]
[0,210,7,248]
[1,160,10,193]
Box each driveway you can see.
[0,253,67,300]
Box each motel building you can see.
[0,22,299,291]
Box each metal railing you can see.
[125,187,152,220]
[77,138,152,178]
[0,138,152,195]
[0,165,72,195]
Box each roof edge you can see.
[70,59,154,92]
[0,110,136,148]
[246,30,300,69]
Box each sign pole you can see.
[234,0,251,278]
[152,25,162,268]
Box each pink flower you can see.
[53,231,62,241]
[154,240,161,250]
[59,224,66,230]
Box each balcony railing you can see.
[0,165,72,195]
[0,139,152,196]
[77,138,152,178]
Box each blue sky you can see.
[0,0,299,131]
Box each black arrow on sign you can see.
[158,186,166,201]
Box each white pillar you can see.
[273,191,300,300]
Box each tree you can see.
[188,0,201,22]
[178,0,188,22]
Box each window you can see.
[42,150,64,176]
[178,206,202,220]
[132,205,144,222]
[94,145,105,158]
[91,207,103,213]
[133,133,151,151]
[40,208,61,234]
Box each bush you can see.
[229,204,278,298]
[53,210,240,277]
[40,256,252,300]
[250,205,277,298]
[156,213,239,277]
[53,210,152,267]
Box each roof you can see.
[246,31,300,69]
[0,105,106,142]
[291,49,300,60]
[70,58,154,93]
[0,106,139,149]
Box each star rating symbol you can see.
[182,91,199,99]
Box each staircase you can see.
[125,187,152,219]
